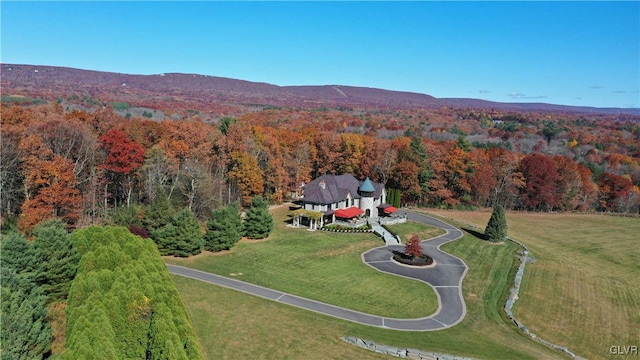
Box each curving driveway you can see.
[167,210,468,331]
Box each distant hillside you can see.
[2,63,638,115]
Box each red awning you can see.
[334,207,364,219]
[383,206,398,214]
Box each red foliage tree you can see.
[99,129,145,175]
[518,153,560,211]
[99,128,145,207]
[404,234,423,258]
[597,172,635,212]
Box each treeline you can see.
[112,195,273,257]
[1,103,639,235]
[62,226,203,359]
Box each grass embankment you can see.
[166,207,438,318]
[171,207,560,359]
[428,209,640,360]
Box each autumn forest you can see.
[2,93,639,235]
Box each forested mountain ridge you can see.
[3,63,639,115]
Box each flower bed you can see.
[392,252,433,266]
[321,224,373,233]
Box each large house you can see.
[293,174,398,229]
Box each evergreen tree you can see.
[243,196,274,239]
[203,203,243,252]
[485,204,508,243]
[110,204,145,228]
[0,232,37,279]
[32,219,80,301]
[392,189,402,208]
[143,190,175,232]
[1,267,52,360]
[152,208,203,257]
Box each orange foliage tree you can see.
[19,155,81,233]
[227,152,264,207]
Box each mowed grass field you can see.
[427,209,640,360]
[170,206,561,359]
[388,220,445,244]
[166,206,439,318]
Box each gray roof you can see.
[301,174,384,205]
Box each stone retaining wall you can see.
[505,236,578,359]
[379,216,408,226]
[342,337,477,360]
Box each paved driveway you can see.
[167,210,468,331]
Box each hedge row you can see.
[62,226,203,359]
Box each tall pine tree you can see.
[243,196,274,239]
[485,204,507,243]
[204,203,243,252]
[143,189,175,232]
[32,219,80,301]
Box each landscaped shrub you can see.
[392,252,433,266]
[128,225,149,238]
[64,226,204,359]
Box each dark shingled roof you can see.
[301,174,383,205]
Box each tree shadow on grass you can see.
[462,227,489,241]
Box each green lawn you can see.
[386,221,446,244]
[171,206,561,359]
[166,206,438,318]
[428,209,640,360]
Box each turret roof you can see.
[359,177,376,193]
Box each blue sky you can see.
[2,1,638,108]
